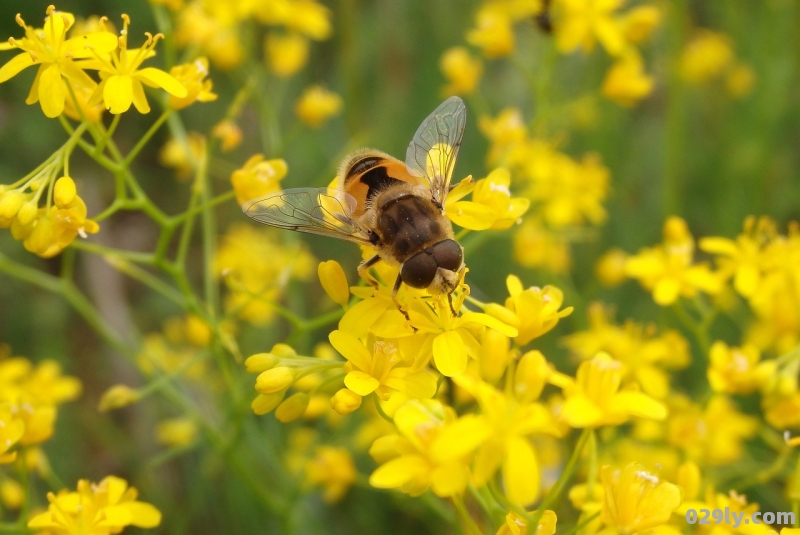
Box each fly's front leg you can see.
[357,254,382,288]
[391,275,416,331]
[447,292,457,317]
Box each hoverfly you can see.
[242,96,468,319]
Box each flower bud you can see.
[15,201,38,226]
[318,260,349,307]
[245,352,278,373]
[295,86,343,128]
[330,388,361,415]
[155,418,198,447]
[255,366,294,394]
[23,214,54,255]
[0,479,23,510]
[479,328,510,383]
[0,191,25,219]
[54,176,77,209]
[251,391,286,415]
[185,315,212,347]
[98,385,140,412]
[275,393,310,422]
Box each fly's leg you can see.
[391,275,416,331]
[447,291,457,317]
[357,254,382,288]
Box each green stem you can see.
[372,394,394,423]
[123,109,172,168]
[453,494,484,535]
[529,428,592,527]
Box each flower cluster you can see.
[0,345,81,451]
[479,109,610,273]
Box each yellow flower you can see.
[444,177,498,230]
[369,400,489,497]
[295,85,343,128]
[524,151,610,228]
[619,5,661,44]
[305,446,356,503]
[440,46,483,96]
[265,33,309,77]
[479,107,527,166]
[159,131,206,181]
[600,463,682,534]
[211,120,243,152]
[513,219,572,274]
[596,248,628,286]
[328,331,437,401]
[707,341,774,395]
[83,15,187,114]
[231,154,288,205]
[667,395,757,465]
[562,302,689,399]
[602,51,654,107]
[471,168,530,230]
[174,3,244,70]
[28,476,161,534]
[556,0,627,56]
[680,30,734,84]
[0,405,24,464]
[20,196,100,258]
[456,373,563,505]
[318,260,350,307]
[624,216,722,305]
[496,510,557,535]
[257,0,332,40]
[725,63,755,98]
[559,353,667,428]
[699,216,775,298]
[0,6,117,118]
[466,8,514,59]
[503,275,573,346]
[408,292,518,377]
[168,57,217,110]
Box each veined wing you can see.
[404,96,467,207]
[242,188,373,246]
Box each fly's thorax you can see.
[374,190,453,263]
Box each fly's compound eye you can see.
[401,250,438,289]
[431,239,463,272]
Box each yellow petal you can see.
[560,395,603,427]
[653,277,680,305]
[344,370,380,396]
[127,502,162,528]
[610,391,667,420]
[137,67,188,97]
[430,462,469,497]
[130,78,151,114]
[473,439,504,487]
[329,330,372,371]
[98,504,133,527]
[0,52,35,83]
[104,75,133,114]
[430,414,490,463]
[38,63,66,118]
[64,32,118,57]
[447,200,496,230]
[384,368,437,399]
[503,437,539,505]
[433,331,468,377]
[369,455,426,489]
[459,312,518,337]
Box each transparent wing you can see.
[405,96,467,207]
[242,188,373,246]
